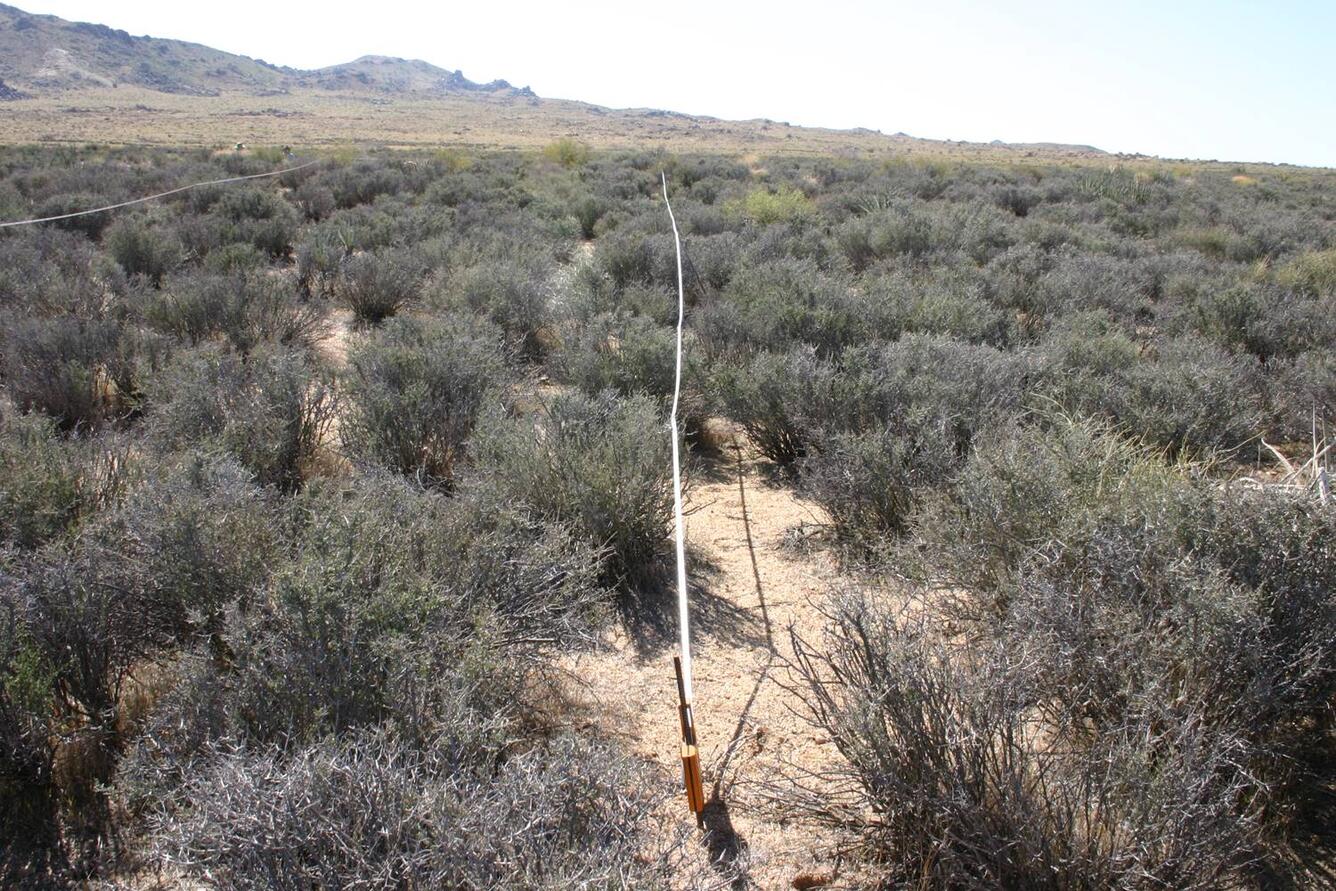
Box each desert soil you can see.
[551,430,846,890]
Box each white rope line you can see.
[662,171,694,703]
[0,160,319,229]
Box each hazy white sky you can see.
[15,0,1336,166]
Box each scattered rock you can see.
[0,78,26,101]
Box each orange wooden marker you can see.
[674,656,706,819]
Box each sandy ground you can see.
[551,431,846,889]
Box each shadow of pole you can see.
[713,435,779,797]
[700,436,782,887]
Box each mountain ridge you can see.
[0,3,1133,162]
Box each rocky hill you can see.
[0,2,1120,161]
[0,4,533,99]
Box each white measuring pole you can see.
[662,171,693,702]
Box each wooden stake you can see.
[674,656,706,820]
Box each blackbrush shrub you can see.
[0,414,130,550]
[911,418,1335,831]
[338,248,425,325]
[139,271,328,354]
[97,455,282,641]
[835,335,1033,454]
[715,347,836,467]
[558,312,711,440]
[431,250,554,360]
[1120,336,1265,455]
[0,597,65,884]
[473,391,674,588]
[0,315,141,430]
[700,257,866,358]
[213,187,301,259]
[116,472,607,759]
[341,316,507,488]
[36,192,113,239]
[7,536,172,855]
[129,727,667,890]
[781,589,1262,889]
[294,232,346,299]
[105,217,181,286]
[802,418,958,549]
[146,344,335,491]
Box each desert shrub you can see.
[698,257,872,357]
[474,391,674,588]
[681,230,743,292]
[727,185,813,225]
[0,316,143,430]
[116,474,606,758]
[294,179,336,221]
[542,138,591,169]
[294,232,346,298]
[782,589,1262,889]
[341,316,508,487]
[146,345,335,491]
[105,217,181,286]
[1120,336,1264,454]
[832,203,936,269]
[210,187,301,258]
[129,727,665,890]
[1177,224,1266,263]
[321,160,406,209]
[200,241,266,276]
[35,192,113,239]
[0,414,129,550]
[431,250,553,359]
[1274,247,1336,297]
[802,418,958,549]
[338,248,425,325]
[0,599,65,883]
[913,419,1336,806]
[6,535,176,856]
[1041,327,1264,455]
[1271,350,1336,440]
[558,312,711,440]
[562,266,676,326]
[595,223,661,289]
[139,271,328,354]
[715,347,835,466]
[1187,283,1335,361]
[0,228,120,318]
[834,335,1032,453]
[92,455,282,643]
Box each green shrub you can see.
[727,185,813,225]
[341,316,507,487]
[1274,247,1336,296]
[542,138,591,169]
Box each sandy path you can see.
[553,433,844,889]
